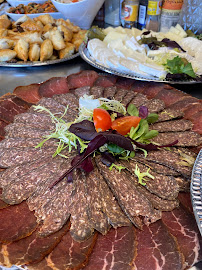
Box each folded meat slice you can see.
[152,131,202,147]
[90,86,104,99]
[130,93,148,108]
[103,86,117,99]
[113,88,128,102]
[95,157,161,229]
[73,86,91,98]
[52,92,79,112]
[157,108,184,122]
[151,119,193,132]
[141,98,165,113]
[122,90,137,106]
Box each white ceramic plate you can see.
[6,0,46,7]
[6,11,66,20]
[191,149,202,236]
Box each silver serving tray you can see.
[79,43,201,84]
[0,53,79,67]
[191,149,202,236]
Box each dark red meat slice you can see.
[39,77,69,98]
[84,226,136,270]
[67,70,99,89]
[53,92,79,112]
[130,93,148,108]
[0,201,37,243]
[167,97,200,112]
[0,119,7,137]
[162,205,202,268]
[151,119,193,132]
[114,88,128,102]
[28,232,98,270]
[130,80,151,94]
[157,108,184,122]
[0,222,70,267]
[115,77,134,90]
[13,83,41,104]
[122,91,137,106]
[177,192,193,214]
[73,86,91,98]
[131,81,164,97]
[183,103,202,119]
[94,75,117,87]
[132,220,184,270]
[190,111,202,134]
[90,86,104,99]
[0,95,31,123]
[103,86,117,99]
[0,188,9,209]
[154,88,186,106]
[142,98,165,113]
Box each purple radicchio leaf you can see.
[139,106,149,119]
[68,120,97,141]
[101,131,134,151]
[162,38,186,52]
[101,151,115,167]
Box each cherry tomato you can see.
[93,108,112,132]
[111,116,141,135]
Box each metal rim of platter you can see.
[79,42,201,85]
[0,53,79,67]
[191,149,202,236]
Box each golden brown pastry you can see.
[0,49,17,61]
[49,28,65,50]
[35,20,44,29]
[35,14,55,26]
[71,30,87,51]
[65,19,80,33]
[0,15,9,20]
[21,20,42,32]
[57,24,73,42]
[14,15,31,26]
[9,31,43,44]
[42,23,54,34]
[0,37,15,50]
[40,39,53,61]
[28,43,40,61]
[0,19,12,29]
[59,42,75,59]
[0,29,8,38]
[14,39,29,61]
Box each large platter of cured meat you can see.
[80,25,202,84]
[0,70,202,270]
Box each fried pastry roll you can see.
[35,14,55,26]
[0,19,11,29]
[59,42,75,59]
[21,20,42,32]
[14,39,29,61]
[40,39,53,61]
[29,43,40,61]
[49,28,65,50]
[57,24,73,42]
[0,49,17,61]
[0,37,15,50]
[0,29,8,38]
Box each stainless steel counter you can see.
[0,56,202,99]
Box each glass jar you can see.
[121,0,139,28]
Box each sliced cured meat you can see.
[5,124,51,139]
[130,80,152,94]
[52,92,79,112]
[73,86,91,98]
[142,98,165,113]
[151,119,193,132]
[167,97,200,112]
[0,146,55,168]
[0,222,70,267]
[13,83,41,104]
[0,155,54,189]
[114,88,128,102]
[2,154,66,205]
[96,157,161,229]
[0,201,37,244]
[14,112,56,130]
[130,93,148,108]
[152,131,202,147]
[183,103,202,119]
[103,86,117,99]
[132,220,184,270]
[69,169,94,241]
[154,88,186,106]
[39,77,69,98]
[28,232,97,270]
[0,188,9,209]
[157,108,184,122]
[135,184,179,211]
[190,111,202,134]
[124,159,179,200]
[0,137,56,149]
[175,176,190,192]
[0,95,30,123]
[0,120,7,137]
[177,192,193,214]
[67,70,99,89]
[136,149,193,178]
[115,77,134,90]
[162,205,202,268]
[93,165,131,229]
[94,75,117,88]
[142,83,169,98]
[122,91,137,106]
[90,86,104,99]
[84,226,136,270]
[84,168,110,235]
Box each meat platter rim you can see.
[191,148,202,236]
[0,52,79,67]
[79,43,201,85]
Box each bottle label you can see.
[138,5,147,25]
[147,0,162,15]
[160,9,181,32]
[124,4,138,22]
[162,0,183,10]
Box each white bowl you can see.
[6,11,66,21]
[6,0,46,7]
[51,0,105,29]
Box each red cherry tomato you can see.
[93,108,112,132]
[111,116,141,135]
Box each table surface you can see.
[0,56,202,99]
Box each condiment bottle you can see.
[145,0,162,32]
[137,0,148,30]
[121,0,139,28]
[160,0,183,32]
[105,0,121,26]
